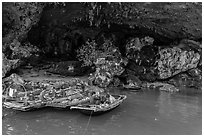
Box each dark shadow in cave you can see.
[27,21,176,63]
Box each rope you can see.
[83,110,93,135]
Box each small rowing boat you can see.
[70,95,127,115]
[123,84,141,90]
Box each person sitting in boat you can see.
[88,91,116,105]
[104,93,116,104]
[88,91,101,105]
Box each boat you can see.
[2,80,88,111]
[70,95,127,116]
[3,101,46,111]
[123,84,141,90]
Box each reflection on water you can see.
[2,88,202,135]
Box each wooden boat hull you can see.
[70,95,127,116]
[79,103,120,116]
[3,101,47,111]
[123,85,141,90]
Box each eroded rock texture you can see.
[2,54,21,78]
[157,47,200,79]
[3,2,44,40]
[89,57,126,88]
[78,39,126,88]
[2,2,44,77]
[123,36,159,82]
[10,39,40,60]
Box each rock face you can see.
[77,39,126,88]
[77,39,124,67]
[3,2,44,40]
[145,82,179,92]
[124,36,201,84]
[2,54,21,78]
[77,40,98,67]
[2,38,40,77]
[2,2,202,91]
[157,47,200,79]
[126,36,155,60]
[2,3,44,77]
[126,36,158,67]
[104,2,202,43]
[89,57,125,88]
[10,39,40,60]
[124,36,159,82]
[34,2,202,43]
[2,39,40,78]
[166,71,202,90]
[26,2,202,55]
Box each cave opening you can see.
[26,11,174,64]
[24,3,182,65]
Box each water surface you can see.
[2,88,202,135]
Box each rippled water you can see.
[2,88,202,135]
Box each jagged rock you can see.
[3,2,44,40]
[125,36,156,61]
[187,68,201,78]
[125,37,201,83]
[125,37,158,68]
[178,39,202,70]
[159,83,179,92]
[140,36,154,46]
[123,36,158,82]
[2,2,43,77]
[88,68,112,88]
[2,3,44,73]
[2,54,21,78]
[77,39,124,66]
[157,47,200,79]
[94,57,125,76]
[126,37,143,58]
[139,69,157,82]
[111,77,122,87]
[91,41,126,88]
[77,40,98,67]
[126,75,142,87]
[124,63,157,82]
[145,82,179,92]
[167,73,202,89]
[78,39,126,88]
[88,57,125,88]
[9,40,39,60]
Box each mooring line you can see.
[83,110,93,135]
